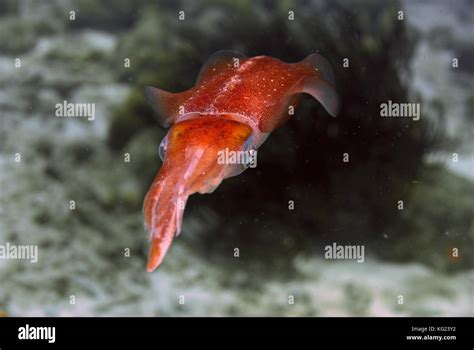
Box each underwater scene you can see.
[0,0,473,317]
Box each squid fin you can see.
[145,86,193,128]
[300,76,340,117]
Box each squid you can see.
[143,50,339,271]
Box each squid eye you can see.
[225,135,257,179]
[158,137,168,161]
[242,135,254,153]
[241,136,256,169]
